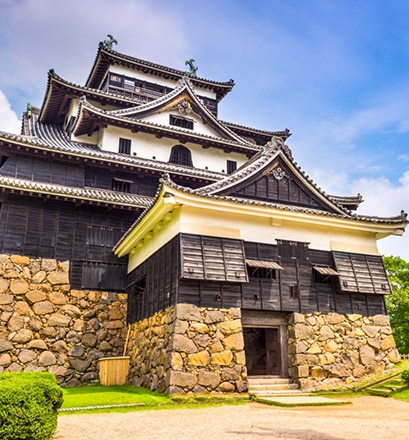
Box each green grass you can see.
[60,384,246,414]
[62,385,169,409]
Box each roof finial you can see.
[103,34,118,49]
[185,59,198,77]
[26,102,32,119]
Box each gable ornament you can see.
[103,34,118,49]
[272,166,287,181]
[185,59,198,77]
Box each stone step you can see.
[247,376,303,397]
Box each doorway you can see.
[243,327,281,376]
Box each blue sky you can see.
[0,0,408,259]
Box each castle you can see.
[0,38,406,393]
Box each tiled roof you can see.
[78,76,257,147]
[160,173,408,225]
[0,175,154,208]
[1,114,227,181]
[86,43,235,101]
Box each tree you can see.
[383,255,409,354]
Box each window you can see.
[119,138,131,155]
[123,79,135,90]
[290,285,299,298]
[169,145,193,167]
[112,177,133,193]
[313,266,339,284]
[227,160,237,174]
[246,259,282,280]
[109,74,122,85]
[169,114,194,130]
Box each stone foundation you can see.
[0,254,127,386]
[288,312,400,391]
[127,304,247,394]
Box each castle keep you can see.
[0,38,406,392]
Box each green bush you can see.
[402,369,409,386]
[0,372,63,440]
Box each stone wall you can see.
[0,254,127,386]
[127,303,247,395]
[288,312,400,390]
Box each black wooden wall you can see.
[125,233,387,324]
[0,194,137,290]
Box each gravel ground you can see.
[54,396,409,440]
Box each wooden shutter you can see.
[332,251,391,294]
[180,234,248,282]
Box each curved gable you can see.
[220,157,331,211]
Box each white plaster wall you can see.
[179,206,380,255]
[98,128,248,173]
[109,65,217,99]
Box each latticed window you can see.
[118,138,131,155]
[169,145,193,167]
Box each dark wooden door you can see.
[265,328,280,375]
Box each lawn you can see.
[61,385,170,410]
[61,384,246,414]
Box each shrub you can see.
[402,369,409,386]
[0,372,63,440]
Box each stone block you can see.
[218,319,242,335]
[381,335,396,350]
[362,325,379,338]
[0,353,11,366]
[187,350,210,366]
[360,345,375,365]
[387,348,400,363]
[219,381,235,392]
[311,366,327,380]
[204,310,225,324]
[294,324,314,340]
[307,343,321,354]
[14,301,29,315]
[0,339,13,352]
[49,291,67,305]
[69,358,91,372]
[169,371,197,389]
[372,315,390,326]
[32,271,47,283]
[12,329,33,343]
[26,289,47,304]
[223,333,244,351]
[235,350,246,365]
[27,339,48,350]
[211,350,233,366]
[330,363,351,378]
[10,279,29,295]
[326,313,345,325]
[198,371,221,388]
[18,349,36,363]
[0,294,13,305]
[82,333,97,348]
[324,340,338,353]
[38,351,57,367]
[319,325,334,341]
[172,334,197,353]
[175,304,202,322]
[47,313,70,327]
[47,271,69,285]
[10,255,30,266]
[41,259,57,271]
[8,316,25,332]
[0,279,9,293]
[32,300,54,315]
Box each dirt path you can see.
[54,396,409,440]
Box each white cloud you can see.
[0,90,20,133]
[353,172,409,261]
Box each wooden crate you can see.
[98,356,130,386]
